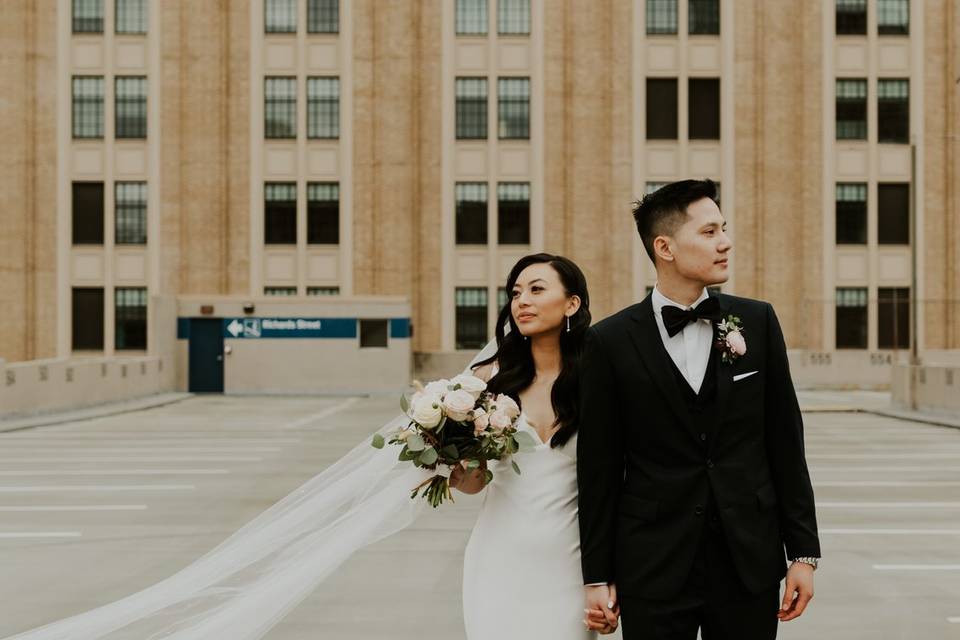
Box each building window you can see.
[456,287,488,350]
[115,76,147,139]
[307,286,339,296]
[307,182,339,244]
[73,0,103,33]
[307,77,339,139]
[307,0,339,33]
[498,182,530,245]
[835,183,867,245]
[265,0,297,33]
[456,77,488,139]
[878,288,910,349]
[688,78,720,140]
[72,76,104,139]
[646,78,678,140]
[456,0,488,35]
[264,287,297,296]
[72,287,104,351]
[498,0,530,35]
[456,183,488,245]
[836,287,868,349]
[877,0,909,35]
[72,182,104,245]
[498,77,530,139]
[115,287,147,351]
[688,0,720,35]
[878,79,909,143]
[115,182,147,244]
[497,287,509,310]
[646,0,678,35]
[360,319,389,348]
[645,182,668,194]
[836,0,867,35]
[265,77,297,139]
[265,182,297,244]
[116,0,147,34]
[878,183,910,244]
[836,78,867,140]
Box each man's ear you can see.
[653,236,674,264]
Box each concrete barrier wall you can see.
[892,364,960,416]
[0,355,172,419]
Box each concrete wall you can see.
[892,363,960,416]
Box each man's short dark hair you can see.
[632,179,719,265]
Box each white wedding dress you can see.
[462,411,594,640]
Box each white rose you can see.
[442,389,476,422]
[493,394,521,420]
[411,394,443,429]
[450,374,487,400]
[488,410,512,432]
[472,408,490,435]
[423,379,451,398]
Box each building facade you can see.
[1,0,958,388]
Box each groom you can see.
[577,179,820,639]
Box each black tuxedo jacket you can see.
[576,291,821,598]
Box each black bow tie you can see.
[661,297,721,338]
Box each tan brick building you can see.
[1,0,958,388]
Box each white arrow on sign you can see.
[227,319,243,337]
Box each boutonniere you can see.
[715,315,747,364]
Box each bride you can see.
[2,253,619,640]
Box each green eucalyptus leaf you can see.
[398,446,416,462]
[406,434,426,452]
[400,393,410,414]
[419,447,439,466]
[483,469,494,485]
[466,459,481,470]
[511,460,521,475]
[371,434,385,449]
[441,444,459,460]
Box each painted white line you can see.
[0,485,195,493]
[948,617,960,623]
[0,505,147,512]
[873,564,960,571]
[810,466,960,472]
[281,398,361,429]
[821,528,960,535]
[0,469,229,476]
[809,454,960,460]
[818,502,960,508]
[1,438,301,445]
[815,481,960,487]
[0,457,262,463]
[0,532,82,539]
[0,447,282,453]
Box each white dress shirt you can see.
[651,285,712,394]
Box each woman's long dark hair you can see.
[472,253,591,448]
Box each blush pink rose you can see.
[725,330,747,356]
[488,410,512,432]
[493,394,521,420]
[472,408,490,435]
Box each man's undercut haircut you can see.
[632,179,719,264]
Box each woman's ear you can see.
[567,295,581,316]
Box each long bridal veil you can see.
[4,339,501,640]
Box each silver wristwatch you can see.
[791,556,819,571]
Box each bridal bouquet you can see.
[371,374,536,507]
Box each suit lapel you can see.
[627,296,697,436]
[710,291,733,453]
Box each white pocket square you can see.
[733,371,759,382]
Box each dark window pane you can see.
[456,0,487,35]
[878,0,909,35]
[72,76,104,139]
[307,287,339,296]
[116,0,147,34]
[307,0,339,33]
[878,183,910,244]
[115,287,147,350]
[497,182,529,244]
[265,182,297,244]
[835,287,867,349]
[878,79,909,143]
[265,0,297,33]
[72,287,104,350]
[456,182,487,244]
[836,0,867,34]
[688,78,720,139]
[878,287,910,349]
[72,182,104,245]
[498,78,529,139]
[115,181,147,244]
[307,182,339,244]
[836,79,867,140]
[456,288,488,350]
[264,287,297,296]
[456,77,487,139]
[265,77,297,139]
[498,0,529,35]
[835,183,867,244]
[307,77,339,138]
[115,76,147,139]
[73,0,103,33]
[497,287,508,311]
[360,319,389,348]
[689,0,720,35]
[646,78,678,139]
[646,0,677,34]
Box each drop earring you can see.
[566,316,571,332]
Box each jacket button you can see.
[707,459,715,469]
[694,505,704,516]
[699,433,707,442]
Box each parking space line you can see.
[0,485,196,492]
[815,481,960,487]
[0,532,82,539]
[0,438,302,445]
[0,469,229,476]
[809,454,960,460]
[818,502,960,508]
[0,447,283,453]
[281,397,361,429]
[873,565,960,571]
[0,505,147,511]
[0,456,262,463]
[948,617,960,623]
[821,528,960,535]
